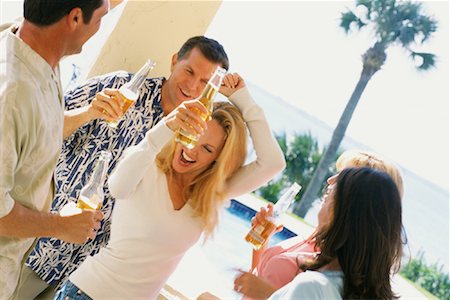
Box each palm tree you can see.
[295,0,438,217]
[257,132,335,204]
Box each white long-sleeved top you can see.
[69,87,285,299]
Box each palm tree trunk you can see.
[293,69,375,217]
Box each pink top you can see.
[254,235,318,288]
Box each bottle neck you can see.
[126,60,155,93]
[88,159,109,188]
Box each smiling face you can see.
[162,47,221,113]
[317,174,338,228]
[172,119,226,179]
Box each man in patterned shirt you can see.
[16,36,229,299]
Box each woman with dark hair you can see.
[269,167,404,299]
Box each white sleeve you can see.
[269,271,343,300]
[108,121,173,199]
[225,87,286,199]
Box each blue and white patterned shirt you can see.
[26,71,165,286]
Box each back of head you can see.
[336,149,404,198]
[24,0,103,26]
[318,167,404,299]
[177,36,229,71]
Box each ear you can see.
[66,7,83,31]
[170,53,178,72]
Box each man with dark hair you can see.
[24,0,104,26]
[0,1,109,299]
[17,36,229,299]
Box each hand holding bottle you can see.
[107,59,156,128]
[56,209,104,244]
[88,88,125,122]
[164,99,208,137]
[251,204,284,239]
[245,183,301,249]
[175,66,226,149]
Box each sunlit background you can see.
[1,0,448,276]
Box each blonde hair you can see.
[336,149,404,198]
[156,101,247,237]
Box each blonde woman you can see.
[234,149,403,299]
[54,73,285,300]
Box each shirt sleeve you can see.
[262,253,301,289]
[269,272,325,300]
[225,87,286,199]
[0,83,21,217]
[108,121,173,199]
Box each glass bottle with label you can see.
[77,151,112,210]
[175,66,227,149]
[245,182,302,250]
[107,59,156,128]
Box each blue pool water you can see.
[200,200,297,298]
[167,199,298,299]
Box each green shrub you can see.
[401,254,450,300]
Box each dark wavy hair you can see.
[177,36,229,71]
[302,167,405,299]
[24,0,103,26]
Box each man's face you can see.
[164,47,222,112]
[68,0,109,55]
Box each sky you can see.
[206,0,449,191]
[1,0,448,191]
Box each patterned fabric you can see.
[54,280,93,300]
[25,71,165,286]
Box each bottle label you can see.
[254,224,265,235]
[247,230,265,245]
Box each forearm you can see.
[0,202,62,238]
[63,106,93,139]
[226,88,286,198]
[252,246,267,271]
[108,121,173,199]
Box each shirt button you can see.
[77,290,82,295]
[65,297,69,300]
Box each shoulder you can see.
[271,271,343,300]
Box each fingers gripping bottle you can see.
[175,66,227,149]
[245,183,302,250]
[107,59,156,128]
[77,151,112,210]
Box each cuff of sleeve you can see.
[0,192,15,218]
[228,87,255,110]
[228,87,263,122]
[145,119,174,152]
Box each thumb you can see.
[276,225,284,233]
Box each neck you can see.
[321,259,341,272]
[160,80,170,115]
[17,20,66,70]
[171,171,192,189]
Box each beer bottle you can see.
[175,66,227,149]
[245,183,302,250]
[77,151,112,210]
[108,59,156,128]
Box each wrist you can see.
[48,213,66,239]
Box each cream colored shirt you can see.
[0,25,64,299]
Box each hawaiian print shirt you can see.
[26,71,165,286]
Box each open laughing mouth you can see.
[180,88,191,99]
[180,150,196,164]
